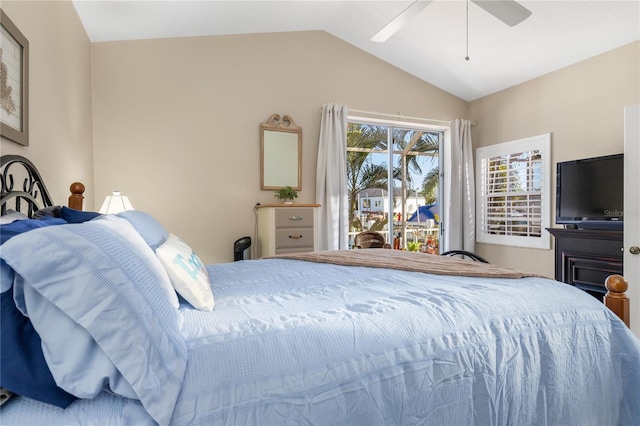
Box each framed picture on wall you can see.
[0,9,29,146]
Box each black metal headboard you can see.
[1,155,54,217]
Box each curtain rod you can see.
[346,108,476,127]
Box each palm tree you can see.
[421,167,439,205]
[347,124,388,231]
[392,129,439,200]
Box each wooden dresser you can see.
[256,204,320,257]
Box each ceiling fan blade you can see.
[370,0,433,43]
[471,0,532,27]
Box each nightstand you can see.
[256,204,320,257]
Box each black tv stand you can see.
[547,228,623,300]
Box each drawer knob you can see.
[289,235,303,239]
[289,216,303,221]
[630,246,640,255]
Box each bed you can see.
[1,154,639,426]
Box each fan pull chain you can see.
[465,0,470,61]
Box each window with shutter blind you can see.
[476,134,551,249]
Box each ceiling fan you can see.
[371,0,532,43]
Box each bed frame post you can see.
[604,275,629,327]
[68,182,85,211]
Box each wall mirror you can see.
[261,113,302,190]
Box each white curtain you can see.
[316,103,349,250]
[442,119,475,252]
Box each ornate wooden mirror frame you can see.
[260,114,302,190]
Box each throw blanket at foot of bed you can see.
[268,249,544,279]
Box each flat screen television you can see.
[555,153,624,229]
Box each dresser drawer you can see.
[275,208,314,228]
[275,246,314,255]
[256,205,320,257]
[275,228,314,249]
[564,252,623,295]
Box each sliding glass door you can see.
[347,121,442,252]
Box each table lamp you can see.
[99,191,134,214]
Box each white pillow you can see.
[156,233,214,311]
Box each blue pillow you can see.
[1,217,67,292]
[1,216,186,423]
[0,216,77,408]
[117,210,169,251]
[59,206,101,224]
[0,217,67,242]
[0,291,77,408]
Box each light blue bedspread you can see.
[2,245,640,425]
[171,258,640,425]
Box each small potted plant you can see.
[274,186,298,204]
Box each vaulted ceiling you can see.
[72,1,640,101]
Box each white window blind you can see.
[476,134,551,249]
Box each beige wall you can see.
[469,40,640,277]
[91,31,467,263]
[0,1,94,208]
[2,0,636,273]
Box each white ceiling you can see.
[72,1,640,101]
